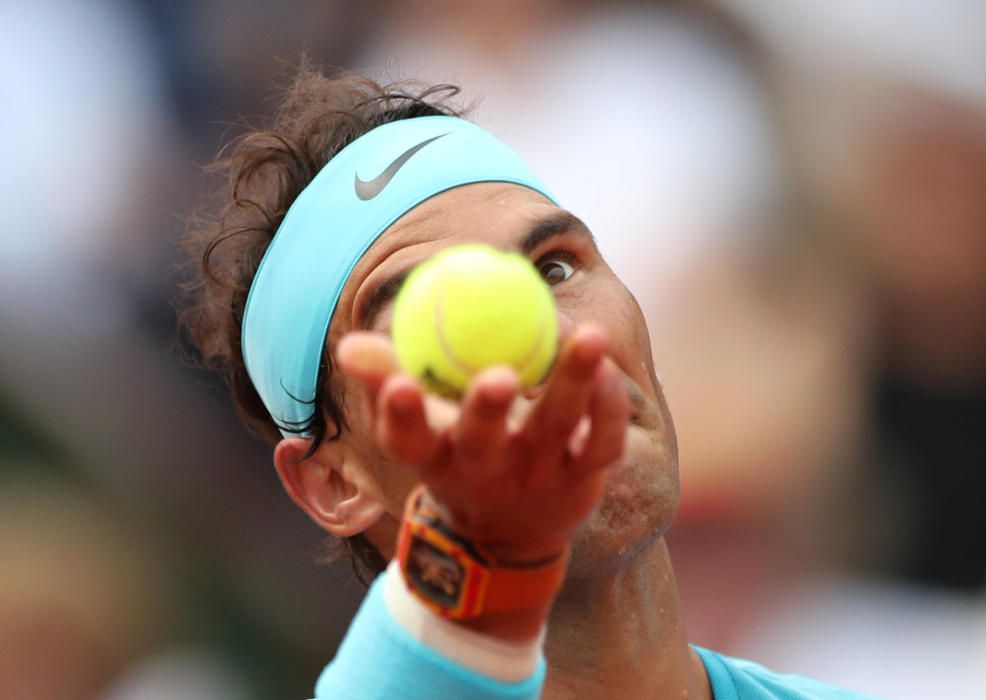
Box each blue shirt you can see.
[315,572,884,699]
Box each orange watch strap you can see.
[482,547,570,614]
[400,484,570,616]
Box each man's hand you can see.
[336,324,631,565]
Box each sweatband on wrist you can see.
[382,561,544,682]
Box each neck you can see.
[541,537,710,700]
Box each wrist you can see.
[383,561,547,669]
[397,485,570,633]
[455,597,553,643]
[417,488,570,565]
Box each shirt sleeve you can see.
[693,646,889,700]
[314,567,546,700]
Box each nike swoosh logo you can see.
[354,133,450,200]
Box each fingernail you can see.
[481,383,514,407]
[390,387,416,416]
[391,403,414,421]
[573,341,603,369]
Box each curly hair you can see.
[179,62,464,584]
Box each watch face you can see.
[406,536,465,608]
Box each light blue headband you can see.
[241,115,558,437]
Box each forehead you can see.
[336,182,567,331]
[374,182,559,256]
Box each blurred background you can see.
[2,0,985,698]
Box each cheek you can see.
[371,460,420,518]
[564,279,637,331]
[584,282,656,377]
[621,287,654,357]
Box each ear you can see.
[273,437,385,538]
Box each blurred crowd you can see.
[2,1,984,698]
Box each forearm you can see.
[314,565,546,700]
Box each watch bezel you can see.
[397,512,491,619]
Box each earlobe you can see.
[273,437,384,538]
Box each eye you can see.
[538,256,575,286]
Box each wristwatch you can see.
[396,484,569,619]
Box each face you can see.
[328,183,679,578]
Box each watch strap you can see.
[483,548,570,614]
[398,484,569,619]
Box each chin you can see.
[565,427,679,580]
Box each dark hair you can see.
[179,62,464,584]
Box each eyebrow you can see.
[520,211,594,256]
[359,210,593,329]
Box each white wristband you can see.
[382,560,545,682]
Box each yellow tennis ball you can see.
[392,243,558,397]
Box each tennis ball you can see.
[392,243,558,397]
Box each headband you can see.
[241,115,558,437]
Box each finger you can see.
[336,332,400,401]
[525,324,607,455]
[453,365,519,462]
[571,359,631,474]
[376,374,442,468]
[567,416,592,455]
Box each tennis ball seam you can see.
[392,243,559,395]
[434,278,550,378]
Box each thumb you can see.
[336,332,401,400]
